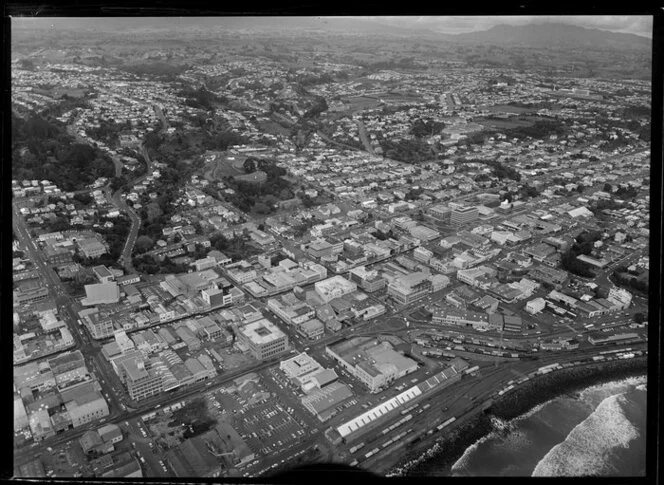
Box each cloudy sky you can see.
[359,16,653,38]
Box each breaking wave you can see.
[531,393,639,476]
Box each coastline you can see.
[388,357,648,477]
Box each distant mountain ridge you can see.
[449,22,650,50]
[13,18,651,52]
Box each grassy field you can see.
[234,171,267,183]
[476,117,536,130]
[484,104,535,114]
[211,156,245,180]
[257,119,291,136]
[344,96,382,111]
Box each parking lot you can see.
[234,400,308,456]
[206,375,311,459]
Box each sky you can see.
[12,15,653,38]
[360,16,653,38]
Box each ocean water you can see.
[448,375,647,477]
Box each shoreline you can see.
[388,357,648,477]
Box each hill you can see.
[450,22,650,51]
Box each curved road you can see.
[64,120,154,274]
[104,142,153,274]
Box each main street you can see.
[12,204,88,354]
[13,355,283,467]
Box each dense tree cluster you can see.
[39,96,93,120]
[507,101,556,110]
[460,158,521,182]
[303,96,329,119]
[121,62,190,78]
[505,119,568,140]
[169,397,217,439]
[178,85,227,111]
[372,229,396,241]
[86,119,132,146]
[460,130,497,146]
[132,254,189,275]
[613,266,648,295]
[559,230,601,278]
[209,232,261,261]
[382,138,436,164]
[12,114,115,191]
[223,159,293,214]
[614,184,639,200]
[410,118,446,138]
[589,197,622,218]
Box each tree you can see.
[633,312,646,324]
[135,235,154,253]
[73,192,93,205]
[279,188,292,200]
[253,202,271,214]
[110,177,125,191]
[603,183,613,193]
[243,157,257,174]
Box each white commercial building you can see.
[525,297,546,315]
[314,276,358,303]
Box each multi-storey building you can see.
[314,276,358,303]
[450,205,479,226]
[387,271,433,305]
[43,245,73,265]
[201,286,242,307]
[86,313,115,340]
[61,382,110,427]
[413,247,433,263]
[237,319,289,360]
[427,204,451,222]
[348,266,387,293]
[121,359,163,402]
[267,295,316,326]
[297,318,325,340]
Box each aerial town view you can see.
[10,15,652,479]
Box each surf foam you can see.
[531,393,639,476]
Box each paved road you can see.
[356,119,375,154]
[12,204,88,352]
[104,184,140,274]
[102,142,153,273]
[13,355,284,467]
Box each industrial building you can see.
[81,283,120,306]
[326,338,418,393]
